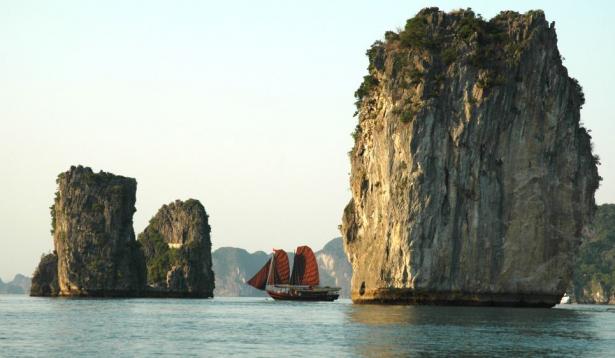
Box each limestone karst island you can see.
[27,8,603,308]
[31,166,215,298]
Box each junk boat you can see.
[246,246,341,301]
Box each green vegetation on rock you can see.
[400,13,436,49]
[400,110,414,123]
[353,75,379,116]
[573,204,615,303]
[351,7,553,127]
[139,230,180,286]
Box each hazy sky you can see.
[1,0,613,281]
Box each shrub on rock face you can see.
[400,16,431,48]
[139,231,179,286]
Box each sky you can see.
[1,0,613,281]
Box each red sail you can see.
[269,249,290,285]
[248,250,290,289]
[247,258,271,290]
[290,246,319,286]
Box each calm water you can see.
[1,295,614,357]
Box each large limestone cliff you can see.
[341,8,600,306]
[51,166,146,296]
[139,199,215,297]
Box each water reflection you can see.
[345,304,605,357]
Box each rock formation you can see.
[139,199,214,297]
[572,204,615,304]
[341,8,600,306]
[30,253,59,296]
[31,166,146,297]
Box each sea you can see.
[1,295,614,357]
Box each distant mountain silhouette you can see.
[0,274,31,294]
[212,247,269,297]
[315,238,351,297]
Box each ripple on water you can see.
[1,295,614,357]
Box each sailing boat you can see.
[246,246,341,301]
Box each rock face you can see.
[30,253,59,296]
[139,199,214,297]
[572,204,615,304]
[341,8,600,306]
[316,238,352,298]
[32,166,146,297]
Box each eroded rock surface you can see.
[30,252,59,296]
[48,166,145,296]
[139,199,214,297]
[341,8,599,306]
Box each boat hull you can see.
[266,286,340,302]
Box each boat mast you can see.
[266,250,275,289]
[290,247,297,286]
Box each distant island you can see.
[0,274,31,294]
